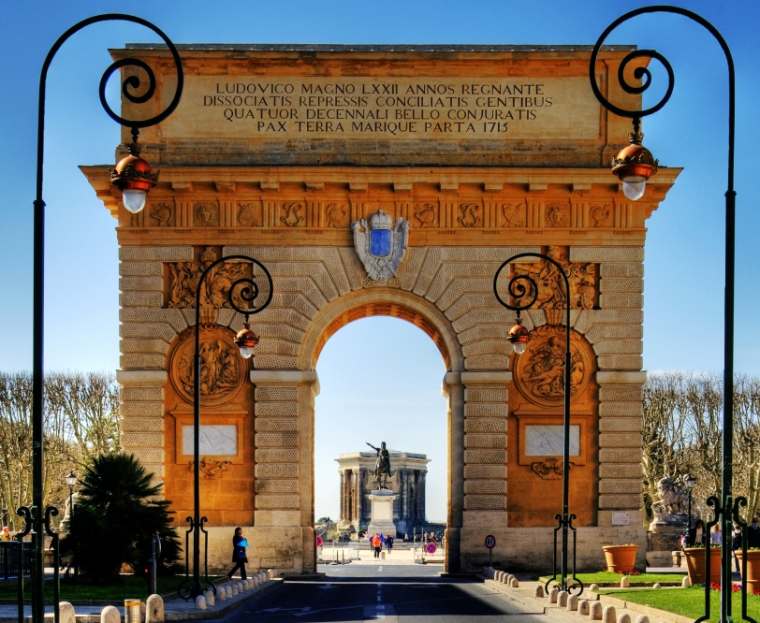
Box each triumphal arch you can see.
[83,44,678,574]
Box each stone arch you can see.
[299,287,464,372]
[296,286,465,572]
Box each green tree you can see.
[63,453,179,582]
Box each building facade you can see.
[336,450,429,536]
[83,43,679,574]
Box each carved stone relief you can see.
[500,201,527,227]
[512,324,594,408]
[545,201,570,227]
[280,201,305,227]
[193,201,220,227]
[169,326,247,406]
[590,203,613,227]
[164,246,255,314]
[413,201,438,227]
[510,246,599,316]
[148,201,175,227]
[325,202,349,227]
[457,202,482,228]
[237,201,263,227]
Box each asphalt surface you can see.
[208,564,547,622]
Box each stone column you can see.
[250,369,319,574]
[358,468,366,526]
[417,472,426,522]
[352,471,360,525]
[443,371,464,573]
[401,470,408,521]
[340,469,346,522]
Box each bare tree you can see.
[0,372,120,530]
[642,372,760,522]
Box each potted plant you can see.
[736,548,760,595]
[602,544,638,574]
[683,546,721,586]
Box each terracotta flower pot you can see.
[737,550,760,595]
[683,547,721,586]
[602,544,638,574]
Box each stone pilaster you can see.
[458,370,509,569]
[442,372,464,573]
[250,368,319,574]
[116,370,168,482]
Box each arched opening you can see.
[314,316,448,557]
[300,288,464,573]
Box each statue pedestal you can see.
[647,519,688,567]
[367,489,397,538]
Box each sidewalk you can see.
[0,575,282,622]
[481,568,695,623]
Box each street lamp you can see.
[27,15,182,623]
[589,7,748,622]
[64,471,77,576]
[493,253,582,596]
[183,255,273,599]
[64,471,76,525]
[685,474,697,546]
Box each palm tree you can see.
[63,453,179,582]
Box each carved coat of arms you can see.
[352,210,408,281]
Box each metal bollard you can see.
[124,599,141,623]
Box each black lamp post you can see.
[685,473,697,546]
[27,16,182,623]
[183,255,273,598]
[64,471,76,575]
[589,7,750,622]
[64,472,76,523]
[493,253,582,596]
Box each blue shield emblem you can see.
[370,229,391,257]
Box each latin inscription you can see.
[163,76,599,141]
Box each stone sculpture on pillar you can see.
[366,441,393,490]
[647,476,690,566]
[366,441,397,537]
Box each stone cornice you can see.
[81,165,679,248]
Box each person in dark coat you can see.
[748,516,760,549]
[227,527,248,580]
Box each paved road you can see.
[211,564,547,622]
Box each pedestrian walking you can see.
[732,523,742,574]
[710,522,722,546]
[227,527,248,580]
[371,533,382,558]
[386,535,394,552]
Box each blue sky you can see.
[1,1,758,521]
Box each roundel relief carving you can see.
[169,327,247,406]
[513,325,595,407]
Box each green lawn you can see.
[539,571,686,586]
[600,586,760,622]
[0,575,214,603]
